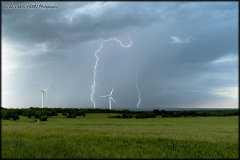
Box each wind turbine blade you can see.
[111,97,117,105]
[99,96,108,97]
[43,85,54,92]
[110,87,114,96]
[32,84,43,92]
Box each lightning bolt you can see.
[135,74,141,109]
[91,37,132,108]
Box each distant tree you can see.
[3,110,12,120]
[182,111,188,117]
[116,115,121,118]
[34,111,42,119]
[27,110,34,118]
[188,111,196,117]
[144,113,150,118]
[16,109,23,115]
[82,112,86,117]
[160,110,168,116]
[66,114,76,118]
[223,113,228,116]
[203,111,208,117]
[136,112,149,118]
[172,112,178,117]
[12,113,20,121]
[22,110,28,116]
[122,113,129,118]
[135,114,142,118]
[153,109,160,115]
[40,116,47,121]
[67,110,73,116]
[128,114,133,118]
[121,109,130,114]
[149,112,156,118]
[167,111,173,117]
[161,114,168,117]
[44,111,52,116]
[1,111,4,119]
[177,111,182,117]
[75,111,80,116]
[197,112,203,117]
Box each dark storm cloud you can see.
[133,2,238,107]
[2,2,238,109]
[2,2,162,50]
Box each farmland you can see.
[1,113,238,159]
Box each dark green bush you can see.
[22,110,28,116]
[202,111,208,117]
[196,112,203,116]
[66,114,76,118]
[153,109,161,115]
[172,112,178,117]
[12,113,19,121]
[67,111,73,116]
[16,109,23,115]
[167,111,173,117]
[62,112,67,116]
[136,113,147,118]
[40,116,47,121]
[45,111,52,116]
[149,112,156,118]
[177,112,182,117]
[182,111,188,117]
[188,111,196,117]
[122,113,129,118]
[161,114,168,117]
[54,113,58,116]
[108,115,122,118]
[1,111,4,119]
[128,114,133,118]
[34,111,42,119]
[135,114,141,118]
[78,111,86,117]
[27,110,34,118]
[75,111,80,116]
[3,111,12,120]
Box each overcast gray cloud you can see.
[2,2,238,110]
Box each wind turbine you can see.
[33,84,54,108]
[100,87,117,110]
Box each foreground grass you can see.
[1,115,238,159]
[2,132,238,159]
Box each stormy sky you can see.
[2,2,238,110]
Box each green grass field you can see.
[1,114,239,159]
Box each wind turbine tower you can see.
[100,87,117,110]
[33,84,54,108]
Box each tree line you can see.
[152,109,239,117]
[1,107,238,121]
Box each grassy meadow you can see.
[1,113,239,159]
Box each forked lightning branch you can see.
[90,38,141,109]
